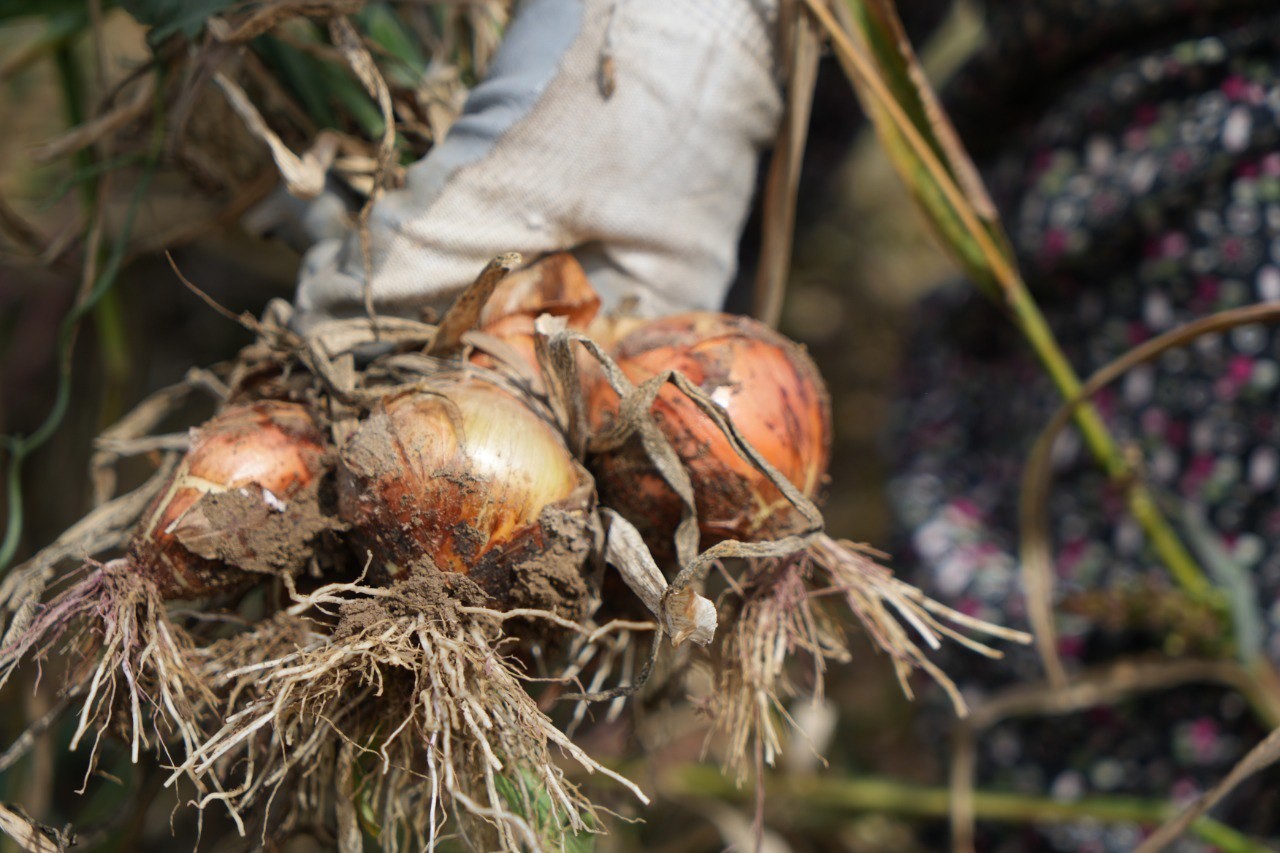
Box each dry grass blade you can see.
[1137,725,1280,852]
[752,0,820,327]
[31,75,157,165]
[1018,426,1069,688]
[807,0,1015,295]
[1019,301,1280,687]
[970,658,1259,730]
[217,0,365,44]
[329,16,399,326]
[845,0,997,220]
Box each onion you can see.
[338,374,594,610]
[590,312,831,545]
[0,400,330,768]
[471,253,602,374]
[131,400,330,598]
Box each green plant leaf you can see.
[356,3,428,85]
[251,35,338,129]
[0,0,99,21]
[119,0,233,44]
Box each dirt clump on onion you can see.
[132,401,333,594]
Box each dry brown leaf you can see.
[601,509,716,647]
[212,72,339,199]
[216,0,365,44]
[426,253,522,357]
[329,16,398,324]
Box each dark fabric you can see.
[891,7,1280,851]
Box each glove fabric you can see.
[293,0,782,331]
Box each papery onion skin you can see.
[471,253,602,375]
[131,401,330,599]
[337,375,593,610]
[590,312,831,545]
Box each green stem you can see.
[1004,287,1215,602]
[55,37,132,426]
[664,766,1269,853]
[0,72,162,573]
[827,1,1217,606]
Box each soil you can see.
[333,569,486,641]
[173,477,333,579]
[504,494,597,622]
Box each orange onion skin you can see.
[471,253,601,374]
[338,377,585,602]
[590,312,831,545]
[130,401,329,599]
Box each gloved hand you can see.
[289,0,783,332]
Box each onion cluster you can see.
[129,265,830,603]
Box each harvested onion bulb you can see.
[132,400,330,598]
[338,375,594,611]
[0,399,331,765]
[590,312,831,545]
[472,253,602,375]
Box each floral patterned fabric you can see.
[891,4,1280,850]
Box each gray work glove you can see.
[290,0,782,332]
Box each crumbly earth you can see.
[334,567,484,642]
[173,477,334,580]
[504,499,597,622]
